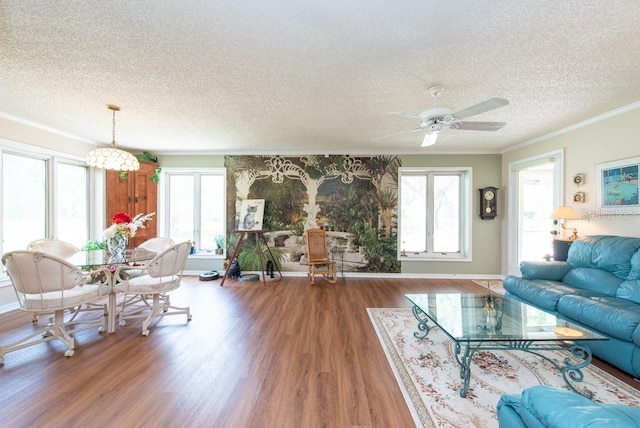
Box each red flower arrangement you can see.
[104,211,154,239]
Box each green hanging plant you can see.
[136,151,158,163]
[151,167,161,183]
[115,152,161,183]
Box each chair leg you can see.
[53,309,75,357]
[123,294,192,337]
[141,295,162,336]
[0,307,105,364]
[324,273,337,284]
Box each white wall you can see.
[501,105,640,273]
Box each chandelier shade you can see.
[86,147,140,171]
[86,104,140,171]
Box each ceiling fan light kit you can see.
[379,85,509,147]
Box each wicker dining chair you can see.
[1,251,110,364]
[113,241,192,336]
[119,237,176,314]
[27,238,80,258]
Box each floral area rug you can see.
[368,308,640,428]
[471,280,505,295]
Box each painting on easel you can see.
[238,199,265,231]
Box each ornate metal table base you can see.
[411,304,595,399]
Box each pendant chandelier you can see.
[86,104,140,171]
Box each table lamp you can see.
[550,206,580,240]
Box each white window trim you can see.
[158,167,226,256]
[398,166,473,262]
[507,149,564,275]
[0,139,91,285]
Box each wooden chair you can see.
[113,241,192,336]
[305,228,337,285]
[1,251,110,364]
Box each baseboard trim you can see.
[183,270,504,280]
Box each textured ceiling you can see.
[1,1,640,155]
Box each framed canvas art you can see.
[238,199,265,231]
[596,156,640,214]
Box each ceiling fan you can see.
[376,85,509,147]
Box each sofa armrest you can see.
[497,394,528,428]
[519,386,640,428]
[519,261,571,280]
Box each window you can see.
[55,162,89,246]
[160,168,226,254]
[2,153,47,253]
[399,167,472,260]
[1,144,90,279]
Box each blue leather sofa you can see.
[497,385,640,427]
[503,235,640,378]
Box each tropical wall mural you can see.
[225,155,401,273]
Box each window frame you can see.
[0,138,91,282]
[158,167,226,257]
[398,166,472,261]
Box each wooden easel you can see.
[220,230,282,286]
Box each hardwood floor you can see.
[0,277,637,427]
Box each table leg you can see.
[108,293,117,333]
[453,342,479,398]
[453,340,595,399]
[411,304,433,339]
[560,343,593,399]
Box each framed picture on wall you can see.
[596,156,640,214]
[238,199,265,231]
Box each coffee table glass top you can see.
[405,293,606,342]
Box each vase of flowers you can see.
[104,211,155,257]
[107,233,129,257]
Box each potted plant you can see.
[214,234,225,255]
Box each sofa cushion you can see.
[562,267,623,296]
[568,235,640,279]
[629,250,640,280]
[519,261,571,280]
[617,279,640,305]
[557,295,640,343]
[503,276,604,313]
[517,386,640,428]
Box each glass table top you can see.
[405,293,607,343]
[66,248,157,267]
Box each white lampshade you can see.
[87,147,140,171]
[86,104,140,171]
[550,206,580,220]
[551,206,580,240]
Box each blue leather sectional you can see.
[503,235,640,378]
[497,386,640,427]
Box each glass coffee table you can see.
[405,293,608,398]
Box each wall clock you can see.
[479,187,498,219]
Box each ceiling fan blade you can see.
[452,98,509,120]
[370,127,422,142]
[421,132,438,147]
[389,112,423,122]
[455,121,506,131]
